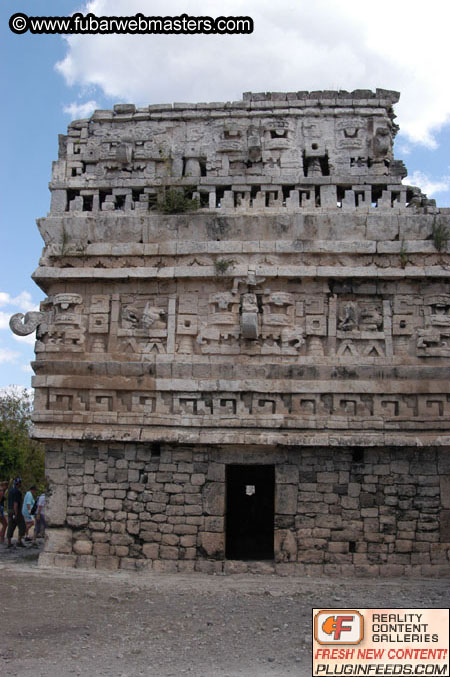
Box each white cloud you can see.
[404,170,450,197]
[0,312,11,330]
[0,291,37,312]
[0,293,11,307]
[63,100,99,119]
[396,143,412,156]
[13,334,37,346]
[14,292,37,311]
[0,347,20,364]
[21,364,33,374]
[55,0,450,147]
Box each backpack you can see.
[31,495,39,516]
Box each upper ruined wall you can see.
[34,89,449,288]
[47,89,431,219]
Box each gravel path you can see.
[0,544,449,676]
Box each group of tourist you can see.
[0,478,46,548]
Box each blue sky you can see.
[2,0,450,389]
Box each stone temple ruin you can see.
[11,89,450,575]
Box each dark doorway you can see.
[225,464,275,560]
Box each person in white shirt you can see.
[22,485,37,541]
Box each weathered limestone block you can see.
[96,556,119,570]
[46,485,68,526]
[195,560,224,574]
[247,561,275,575]
[160,545,178,560]
[54,554,78,568]
[46,469,67,484]
[198,532,224,558]
[93,542,110,555]
[439,511,450,542]
[76,555,96,569]
[45,527,73,553]
[438,452,450,475]
[73,539,93,555]
[440,477,450,509]
[84,459,95,474]
[276,485,298,515]
[38,552,56,567]
[83,494,104,510]
[46,451,65,469]
[207,462,225,482]
[224,560,249,574]
[180,535,196,547]
[366,215,399,240]
[202,482,225,515]
[275,529,298,562]
[204,516,224,532]
[50,189,68,213]
[276,465,300,484]
[111,533,133,546]
[191,473,206,486]
[114,546,130,557]
[104,499,122,511]
[67,514,89,528]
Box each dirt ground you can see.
[0,543,449,677]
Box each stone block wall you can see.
[39,442,450,576]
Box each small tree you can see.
[0,388,45,490]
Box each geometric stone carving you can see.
[338,300,383,332]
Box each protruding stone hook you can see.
[9,311,44,336]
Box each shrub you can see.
[431,218,449,252]
[157,187,199,214]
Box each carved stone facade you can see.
[14,90,450,575]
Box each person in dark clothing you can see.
[0,480,8,543]
[7,477,25,548]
